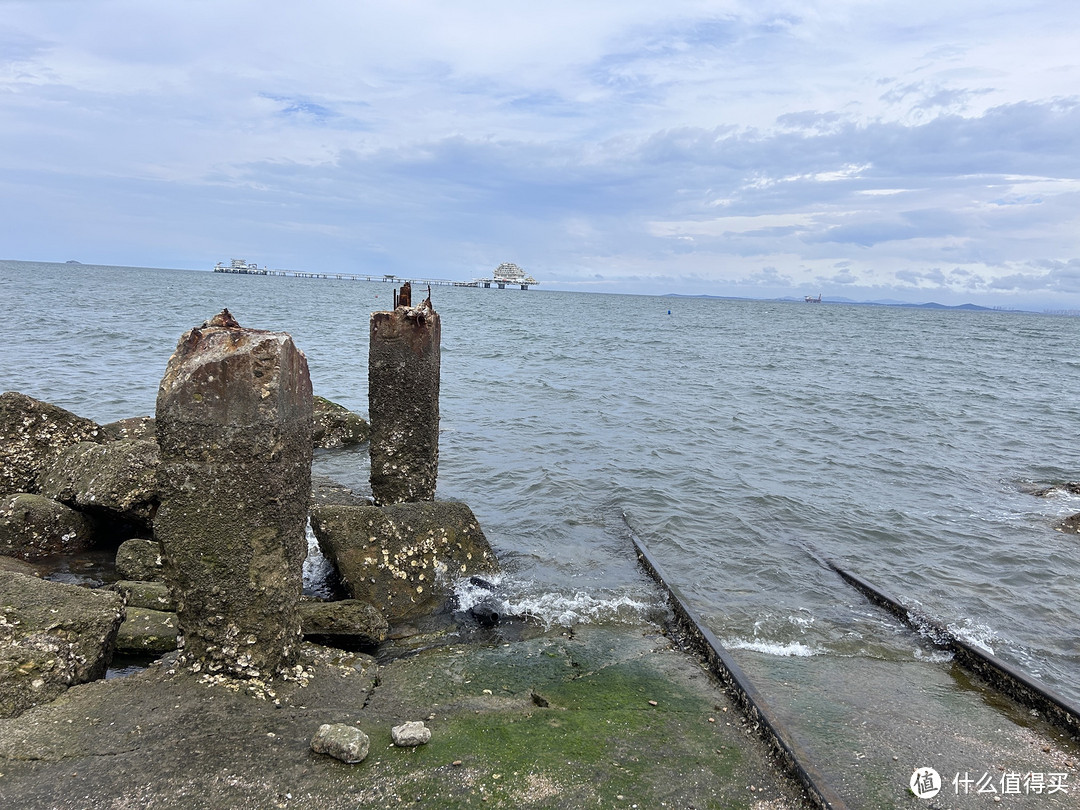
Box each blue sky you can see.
[3,1,1080,307]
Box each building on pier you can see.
[475,262,538,290]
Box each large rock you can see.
[311,501,498,623]
[312,397,370,449]
[0,493,97,560]
[155,310,313,678]
[101,416,156,442]
[115,538,164,581]
[38,439,159,528]
[0,571,124,718]
[111,579,174,610]
[115,607,178,654]
[299,599,388,646]
[0,392,105,496]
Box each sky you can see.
[3,1,1080,308]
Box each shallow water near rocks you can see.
[3,260,1078,712]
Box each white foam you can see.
[453,576,660,628]
[948,619,997,655]
[302,519,336,598]
[723,638,819,657]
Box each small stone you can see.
[452,760,463,767]
[391,720,432,747]
[310,723,370,764]
[648,700,658,706]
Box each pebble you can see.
[392,720,432,747]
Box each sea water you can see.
[3,260,1078,703]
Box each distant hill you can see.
[667,293,1001,311]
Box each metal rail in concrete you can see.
[828,560,1080,740]
[631,532,852,810]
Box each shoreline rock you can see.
[0,571,124,718]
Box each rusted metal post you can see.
[369,286,440,505]
[155,309,313,678]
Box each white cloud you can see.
[1,1,1080,306]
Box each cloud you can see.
[2,1,1080,307]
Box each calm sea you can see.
[3,260,1078,704]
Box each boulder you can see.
[110,579,174,610]
[0,493,97,560]
[299,599,388,646]
[312,397,370,449]
[155,311,312,678]
[115,607,178,654]
[101,416,156,442]
[0,392,104,496]
[38,439,159,529]
[0,571,124,718]
[310,723,370,764]
[311,501,498,623]
[115,538,165,581]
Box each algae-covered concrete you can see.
[0,626,810,809]
[734,649,1080,808]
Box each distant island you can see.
[665,293,1013,312]
[65,260,82,264]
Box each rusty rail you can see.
[827,561,1080,739]
[631,532,853,810]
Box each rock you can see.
[111,579,174,610]
[0,556,40,577]
[391,720,431,747]
[115,607,178,654]
[0,392,105,496]
[1055,513,1080,534]
[310,723,370,764]
[312,397,370,449]
[0,570,124,718]
[38,439,159,529]
[467,601,501,628]
[299,599,388,646]
[155,311,313,678]
[311,500,498,623]
[115,538,164,581]
[101,416,156,442]
[0,493,97,560]
[310,474,369,508]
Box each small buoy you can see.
[667,310,671,315]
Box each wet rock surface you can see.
[101,416,156,442]
[0,392,105,496]
[0,626,809,810]
[115,606,178,654]
[38,438,160,529]
[299,599,388,647]
[312,397,370,449]
[0,493,97,559]
[115,537,164,581]
[0,571,124,718]
[311,500,498,623]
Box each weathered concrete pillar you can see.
[369,284,441,505]
[155,309,312,678]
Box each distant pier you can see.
[213,259,538,289]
